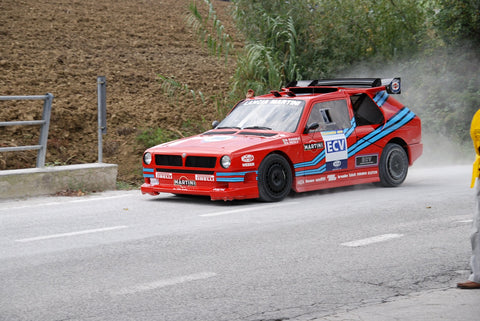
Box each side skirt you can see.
[293,168,380,193]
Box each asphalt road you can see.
[0,165,475,321]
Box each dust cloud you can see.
[340,48,480,168]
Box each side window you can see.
[350,94,385,126]
[307,99,351,131]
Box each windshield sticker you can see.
[243,99,303,106]
[322,132,348,171]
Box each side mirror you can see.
[212,120,219,129]
[304,122,319,134]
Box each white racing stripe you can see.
[341,233,404,247]
[15,225,128,242]
[114,272,217,295]
[200,201,299,217]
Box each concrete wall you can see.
[0,163,118,199]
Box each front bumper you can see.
[141,169,259,201]
[141,182,259,201]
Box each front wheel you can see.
[378,143,409,187]
[258,154,292,202]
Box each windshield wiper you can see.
[243,126,272,130]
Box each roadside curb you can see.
[319,287,480,321]
[0,163,118,199]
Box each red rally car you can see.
[141,78,422,201]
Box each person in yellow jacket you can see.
[457,109,480,289]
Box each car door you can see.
[297,98,356,188]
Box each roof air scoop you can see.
[270,90,282,97]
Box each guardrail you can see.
[0,93,54,168]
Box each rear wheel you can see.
[378,143,409,187]
[258,154,292,202]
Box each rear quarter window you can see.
[350,94,385,126]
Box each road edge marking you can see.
[114,272,218,295]
[15,225,128,243]
[341,233,404,247]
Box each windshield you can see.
[217,99,305,133]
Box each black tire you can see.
[258,154,292,202]
[378,143,409,187]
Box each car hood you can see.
[147,131,290,155]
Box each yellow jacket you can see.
[471,109,480,187]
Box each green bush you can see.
[136,128,180,148]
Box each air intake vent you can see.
[155,155,183,167]
[185,156,217,168]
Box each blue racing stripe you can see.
[343,118,356,138]
[143,167,155,178]
[294,106,416,177]
[297,164,327,176]
[348,108,410,151]
[216,177,245,182]
[294,150,325,169]
[348,108,414,157]
[216,171,256,177]
[215,170,257,183]
[373,91,389,107]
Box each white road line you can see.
[341,233,404,247]
[455,219,473,224]
[0,194,131,211]
[15,225,128,243]
[114,272,217,295]
[199,201,299,217]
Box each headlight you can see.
[220,155,231,168]
[143,152,152,165]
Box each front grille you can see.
[155,154,182,167]
[156,168,214,175]
[185,156,217,168]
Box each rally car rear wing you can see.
[285,77,401,94]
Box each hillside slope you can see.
[0,0,236,184]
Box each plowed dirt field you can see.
[0,0,236,185]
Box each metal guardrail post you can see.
[97,76,107,163]
[0,94,54,168]
[37,93,53,167]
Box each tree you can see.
[231,0,426,95]
[433,0,480,49]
